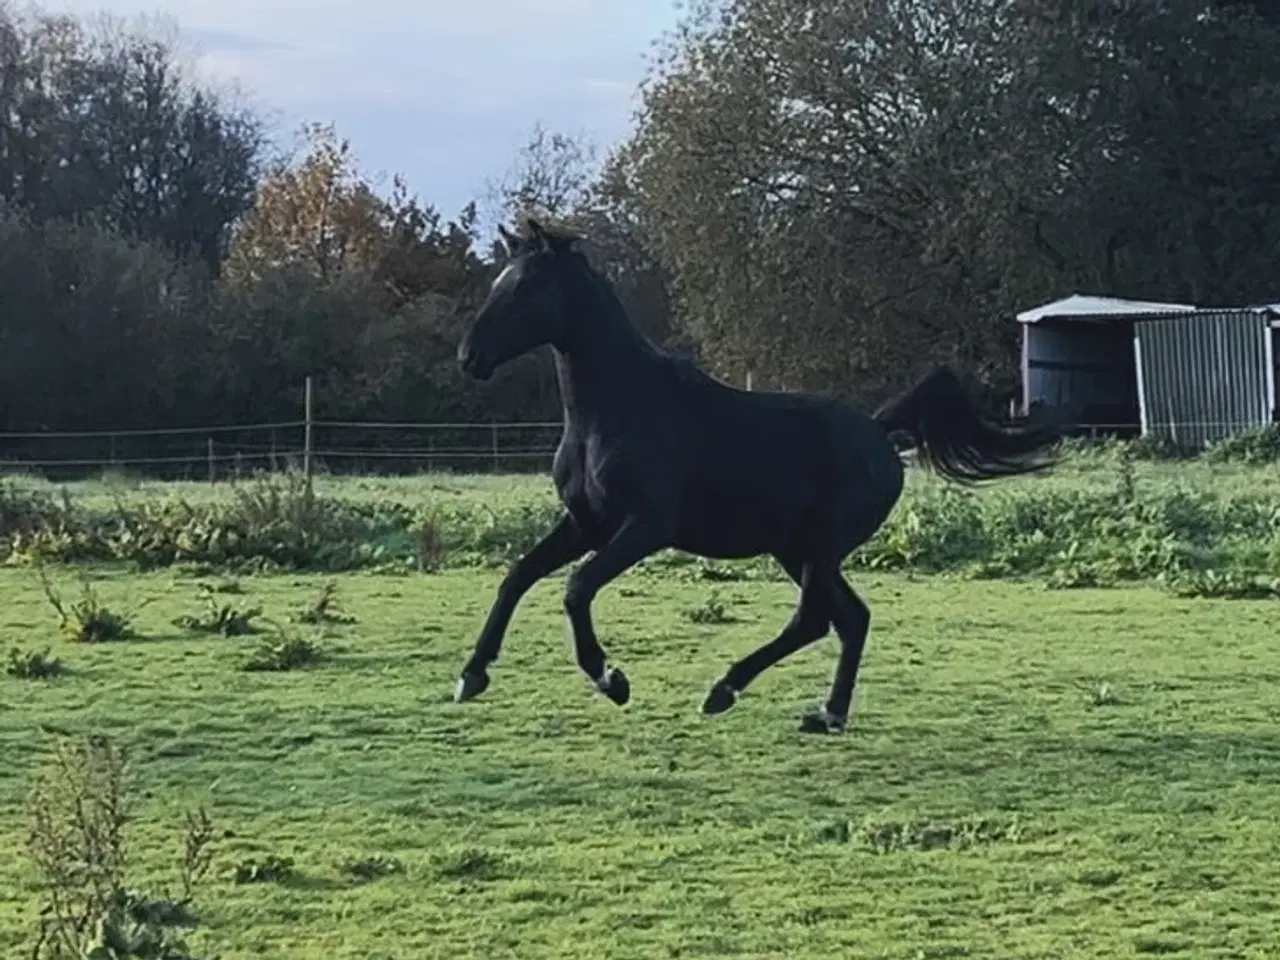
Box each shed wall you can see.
[1134,311,1272,448]
[1022,319,1137,425]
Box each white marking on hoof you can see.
[814,708,847,732]
[592,666,614,693]
[454,676,468,701]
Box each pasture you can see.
[2,446,1280,958]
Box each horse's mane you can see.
[512,207,585,246]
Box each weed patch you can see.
[339,854,405,885]
[37,566,138,643]
[847,816,1028,854]
[3,448,1280,589]
[24,733,216,959]
[431,847,506,882]
[291,580,357,625]
[241,626,324,672]
[1205,425,1280,465]
[7,647,65,679]
[685,590,738,625]
[231,854,295,885]
[172,585,263,637]
[1161,569,1280,600]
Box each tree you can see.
[0,5,264,269]
[616,0,1280,406]
[221,121,520,423]
[484,122,601,229]
[224,123,392,287]
[0,205,213,434]
[1030,1,1280,305]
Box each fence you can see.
[0,379,564,481]
[3,375,1271,483]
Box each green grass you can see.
[2,560,1279,958]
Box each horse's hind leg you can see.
[798,503,890,733]
[799,573,870,735]
[701,556,830,717]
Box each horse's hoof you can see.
[799,709,846,735]
[599,667,630,706]
[701,680,738,716]
[454,671,490,703]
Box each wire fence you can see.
[0,418,566,481]
[1,403,1273,484]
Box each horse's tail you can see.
[873,366,1060,484]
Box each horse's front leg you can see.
[562,515,663,706]
[454,512,589,703]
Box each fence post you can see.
[207,438,215,483]
[491,422,499,473]
[303,376,314,491]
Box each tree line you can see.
[3,0,1279,472]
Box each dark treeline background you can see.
[3,0,1280,472]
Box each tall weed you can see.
[4,448,1280,588]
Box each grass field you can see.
[2,457,1280,958]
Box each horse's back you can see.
[667,383,901,558]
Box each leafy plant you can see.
[1161,569,1280,600]
[241,625,325,672]
[685,590,738,624]
[172,585,262,637]
[1205,425,1280,465]
[26,734,215,960]
[180,809,216,902]
[37,565,138,643]
[291,580,357,625]
[416,517,447,573]
[232,854,295,885]
[853,816,1026,854]
[338,854,405,886]
[6,647,65,679]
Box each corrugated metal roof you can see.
[1017,294,1196,325]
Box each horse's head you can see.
[457,215,581,381]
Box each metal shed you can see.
[1018,295,1279,448]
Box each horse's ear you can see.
[526,217,548,248]
[526,217,577,254]
[497,223,521,255]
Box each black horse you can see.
[454,216,1058,733]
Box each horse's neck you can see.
[553,316,662,425]
[552,261,673,426]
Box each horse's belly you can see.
[672,487,807,559]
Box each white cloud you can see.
[32,0,679,212]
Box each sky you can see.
[40,0,681,224]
